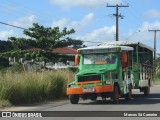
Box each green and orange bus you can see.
[67,41,154,104]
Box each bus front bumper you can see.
[67,85,113,95]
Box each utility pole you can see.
[107,4,129,41]
[148,29,160,62]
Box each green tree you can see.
[0,41,15,68]
[9,23,85,50]
[1,23,85,68]
[0,40,13,52]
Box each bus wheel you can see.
[111,86,119,104]
[69,94,79,104]
[90,94,97,101]
[125,88,132,101]
[144,86,150,96]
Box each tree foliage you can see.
[0,23,84,65]
[0,40,13,52]
[8,23,84,51]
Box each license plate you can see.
[83,87,95,93]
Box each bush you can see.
[0,57,9,69]
[5,62,24,73]
[67,66,78,73]
[0,70,75,105]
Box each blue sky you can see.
[0,0,160,52]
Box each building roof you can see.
[26,47,77,55]
[98,40,154,51]
[52,47,77,54]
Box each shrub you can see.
[0,70,75,105]
[6,62,24,73]
[67,66,78,73]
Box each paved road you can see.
[1,86,160,120]
[41,86,160,111]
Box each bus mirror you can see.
[121,52,127,68]
[75,54,79,65]
[121,52,127,63]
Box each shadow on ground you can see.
[79,93,160,105]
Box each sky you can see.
[0,0,160,52]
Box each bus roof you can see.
[98,41,154,51]
[78,45,133,53]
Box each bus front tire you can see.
[144,86,150,96]
[69,94,79,104]
[125,88,132,101]
[111,86,119,104]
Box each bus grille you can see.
[78,75,101,82]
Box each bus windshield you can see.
[83,53,117,65]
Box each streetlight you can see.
[126,30,140,40]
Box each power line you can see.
[0,0,53,24]
[123,0,146,25]
[107,3,129,41]
[0,21,26,30]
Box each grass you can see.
[0,70,75,106]
[154,71,160,85]
[0,100,12,107]
[154,81,160,85]
[153,77,160,85]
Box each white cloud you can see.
[52,18,69,28]
[124,21,160,43]
[76,25,116,46]
[144,9,160,18]
[10,15,36,29]
[0,15,37,40]
[140,21,160,30]
[0,30,14,40]
[50,0,122,9]
[127,21,160,40]
[70,13,94,30]
[52,13,95,32]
